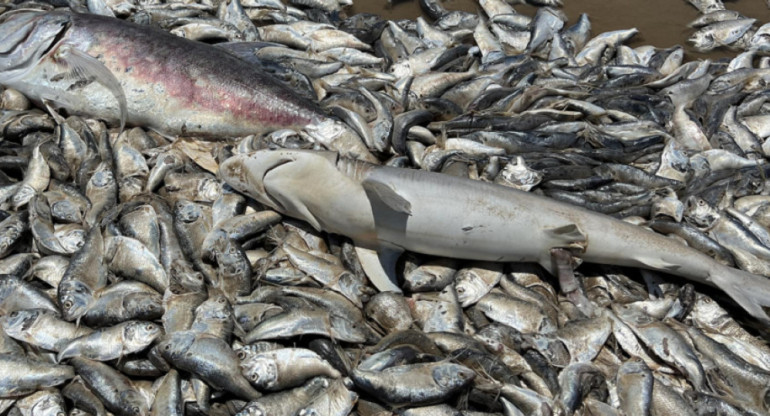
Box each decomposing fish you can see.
[1,1,770,415]
[0,10,376,161]
[220,149,770,322]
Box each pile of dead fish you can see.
[2,0,770,414]
[686,0,770,55]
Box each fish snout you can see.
[0,10,70,76]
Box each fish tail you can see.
[711,266,770,324]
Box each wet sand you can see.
[350,0,770,61]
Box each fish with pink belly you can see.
[0,10,375,162]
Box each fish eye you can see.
[238,351,247,360]
[132,406,140,414]
[250,373,258,380]
[164,344,171,350]
[146,324,154,330]
[63,301,73,309]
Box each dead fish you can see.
[1,309,92,352]
[57,320,161,362]
[239,347,340,391]
[158,330,261,400]
[69,357,148,416]
[0,10,375,162]
[0,354,74,398]
[220,149,770,323]
[350,361,475,405]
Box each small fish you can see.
[57,321,161,362]
[0,354,75,398]
[158,330,261,400]
[350,361,475,405]
[70,357,148,416]
[239,347,340,390]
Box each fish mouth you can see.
[261,157,294,181]
[0,10,71,79]
[260,156,295,211]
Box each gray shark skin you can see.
[219,149,770,324]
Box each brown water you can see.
[351,0,770,61]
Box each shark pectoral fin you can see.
[362,178,412,216]
[545,223,588,253]
[56,45,127,132]
[271,192,323,232]
[355,245,403,293]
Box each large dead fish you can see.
[0,10,375,161]
[220,149,770,323]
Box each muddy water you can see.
[350,0,770,61]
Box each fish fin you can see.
[41,98,67,125]
[56,45,127,132]
[261,169,324,232]
[355,245,403,293]
[711,266,770,325]
[545,223,588,253]
[362,178,412,216]
[215,41,264,66]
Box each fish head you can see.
[683,196,719,229]
[238,403,267,416]
[58,280,93,322]
[124,321,163,346]
[158,330,196,361]
[688,31,715,51]
[174,200,203,224]
[0,10,70,79]
[30,393,66,416]
[432,363,475,390]
[168,260,206,292]
[454,272,487,307]
[1,309,40,335]
[11,184,36,210]
[123,291,164,319]
[50,198,84,223]
[55,225,87,254]
[88,166,116,189]
[610,303,655,326]
[218,149,339,216]
[240,356,277,390]
[197,292,232,321]
[118,389,148,416]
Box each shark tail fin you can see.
[711,266,770,325]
